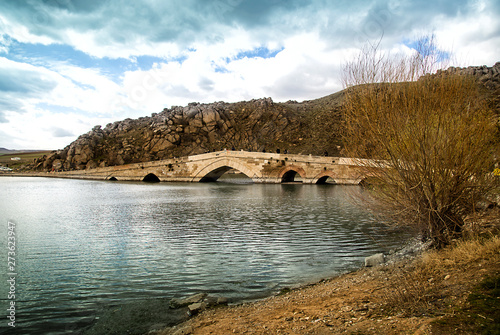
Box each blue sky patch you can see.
[132,55,187,71]
[213,62,230,73]
[3,41,134,80]
[0,41,188,82]
[234,46,284,60]
[36,102,94,117]
[403,37,451,62]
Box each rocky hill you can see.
[33,62,499,172]
[34,94,344,171]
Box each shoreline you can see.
[153,259,424,335]
[84,239,426,334]
[144,238,429,334]
[84,248,416,335]
[150,228,499,335]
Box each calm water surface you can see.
[0,177,412,334]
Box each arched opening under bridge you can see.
[281,170,303,183]
[199,166,253,184]
[315,176,337,185]
[143,173,160,183]
[108,176,118,181]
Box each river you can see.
[0,176,412,334]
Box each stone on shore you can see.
[365,253,385,267]
[187,302,208,316]
[170,293,229,315]
[170,293,207,308]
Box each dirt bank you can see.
[152,210,500,335]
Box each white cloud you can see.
[0,109,114,150]
[0,14,55,46]
[0,57,136,148]
[433,9,500,66]
[47,64,123,116]
[111,31,346,111]
[0,57,59,116]
[0,0,498,149]
[65,29,182,59]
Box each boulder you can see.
[170,293,207,308]
[86,160,97,169]
[187,302,207,316]
[365,253,385,267]
[216,296,228,305]
[170,293,228,316]
[202,109,218,125]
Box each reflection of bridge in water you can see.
[57,150,368,184]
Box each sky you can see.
[0,0,499,150]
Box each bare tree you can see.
[341,36,498,247]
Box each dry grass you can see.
[383,268,440,316]
[422,235,500,268]
[383,230,500,320]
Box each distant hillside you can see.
[33,62,499,172]
[0,148,46,155]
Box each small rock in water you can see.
[171,293,207,307]
[216,296,228,305]
[365,253,385,267]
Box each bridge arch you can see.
[278,166,306,183]
[143,173,160,182]
[192,158,262,182]
[312,171,339,184]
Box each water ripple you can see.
[0,178,413,334]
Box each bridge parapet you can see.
[188,150,343,165]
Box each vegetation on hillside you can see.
[0,151,51,171]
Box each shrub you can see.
[341,37,499,247]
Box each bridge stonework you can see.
[56,150,366,184]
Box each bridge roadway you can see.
[54,150,367,184]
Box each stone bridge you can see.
[56,150,369,184]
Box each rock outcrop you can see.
[33,62,500,172]
[426,61,500,111]
[34,96,344,171]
